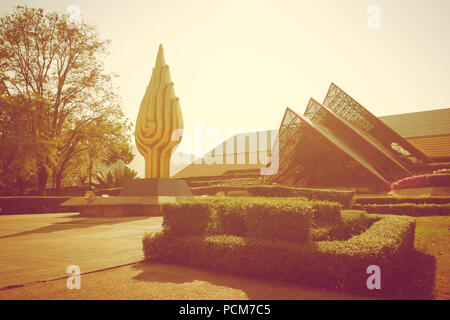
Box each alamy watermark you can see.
[66,5,82,30]
[366,4,381,30]
[169,121,280,175]
[66,265,81,289]
[366,265,381,290]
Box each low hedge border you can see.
[188,178,260,188]
[143,214,416,295]
[352,203,450,216]
[247,186,355,209]
[354,196,450,205]
[0,197,78,214]
[310,210,378,241]
[190,185,247,196]
[190,185,355,209]
[162,197,341,241]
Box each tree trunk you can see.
[37,167,48,196]
[55,171,63,195]
[17,177,25,195]
[88,160,93,187]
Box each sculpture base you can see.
[61,178,192,217]
[119,178,192,197]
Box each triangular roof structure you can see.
[322,83,433,166]
[265,107,389,189]
[304,98,411,181]
[265,83,434,190]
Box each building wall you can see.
[407,135,450,161]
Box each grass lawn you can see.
[414,216,450,300]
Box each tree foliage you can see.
[0,6,133,194]
[96,165,138,188]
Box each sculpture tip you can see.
[155,44,165,67]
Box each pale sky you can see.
[1,0,450,159]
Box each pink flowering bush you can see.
[391,174,450,190]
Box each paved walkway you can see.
[0,262,368,300]
[0,213,162,288]
[0,213,368,300]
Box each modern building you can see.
[172,84,448,191]
[379,108,450,162]
[172,130,276,180]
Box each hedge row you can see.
[247,186,355,209]
[161,197,341,241]
[352,203,450,216]
[143,215,416,295]
[190,185,355,209]
[310,210,378,241]
[246,201,312,242]
[190,185,246,196]
[0,197,78,214]
[391,174,450,190]
[188,178,260,188]
[354,196,450,205]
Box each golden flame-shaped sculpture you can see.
[135,44,183,178]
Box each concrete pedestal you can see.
[61,179,192,217]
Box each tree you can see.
[0,94,56,194]
[0,6,133,194]
[96,165,138,188]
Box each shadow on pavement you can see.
[0,216,151,240]
[131,262,365,300]
[131,249,437,300]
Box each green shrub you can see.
[353,203,450,216]
[310,201,342,226]
[247,185,355,209]
[161,197,340,241]
[142,215,416,295]
[246,200,313,242]
[354,196,450,205]
[190,185,247,196]
[188,178,259,188]
[161,199,211,236]
[205,197,251,236]
[310,210,378,241]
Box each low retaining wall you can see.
[0,197,78,214]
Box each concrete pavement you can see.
[0,213,162,289]
[0,212,370,300]
[0,262,369,300]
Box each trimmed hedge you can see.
[310,201,342,225]
[247,185,355,209]
[161,197,341,240]
[353,203,450,216]
[143,214,416,295]
[0,197,77,214]
[190,185,355,209]
[354,196,450,205]
[310,210,378,241]
[209,197,250,236]
[190,185,246,196]
[188,178,260,188]
[391,174,450,190]
[162,199,211,236]
[246,201,313,242]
